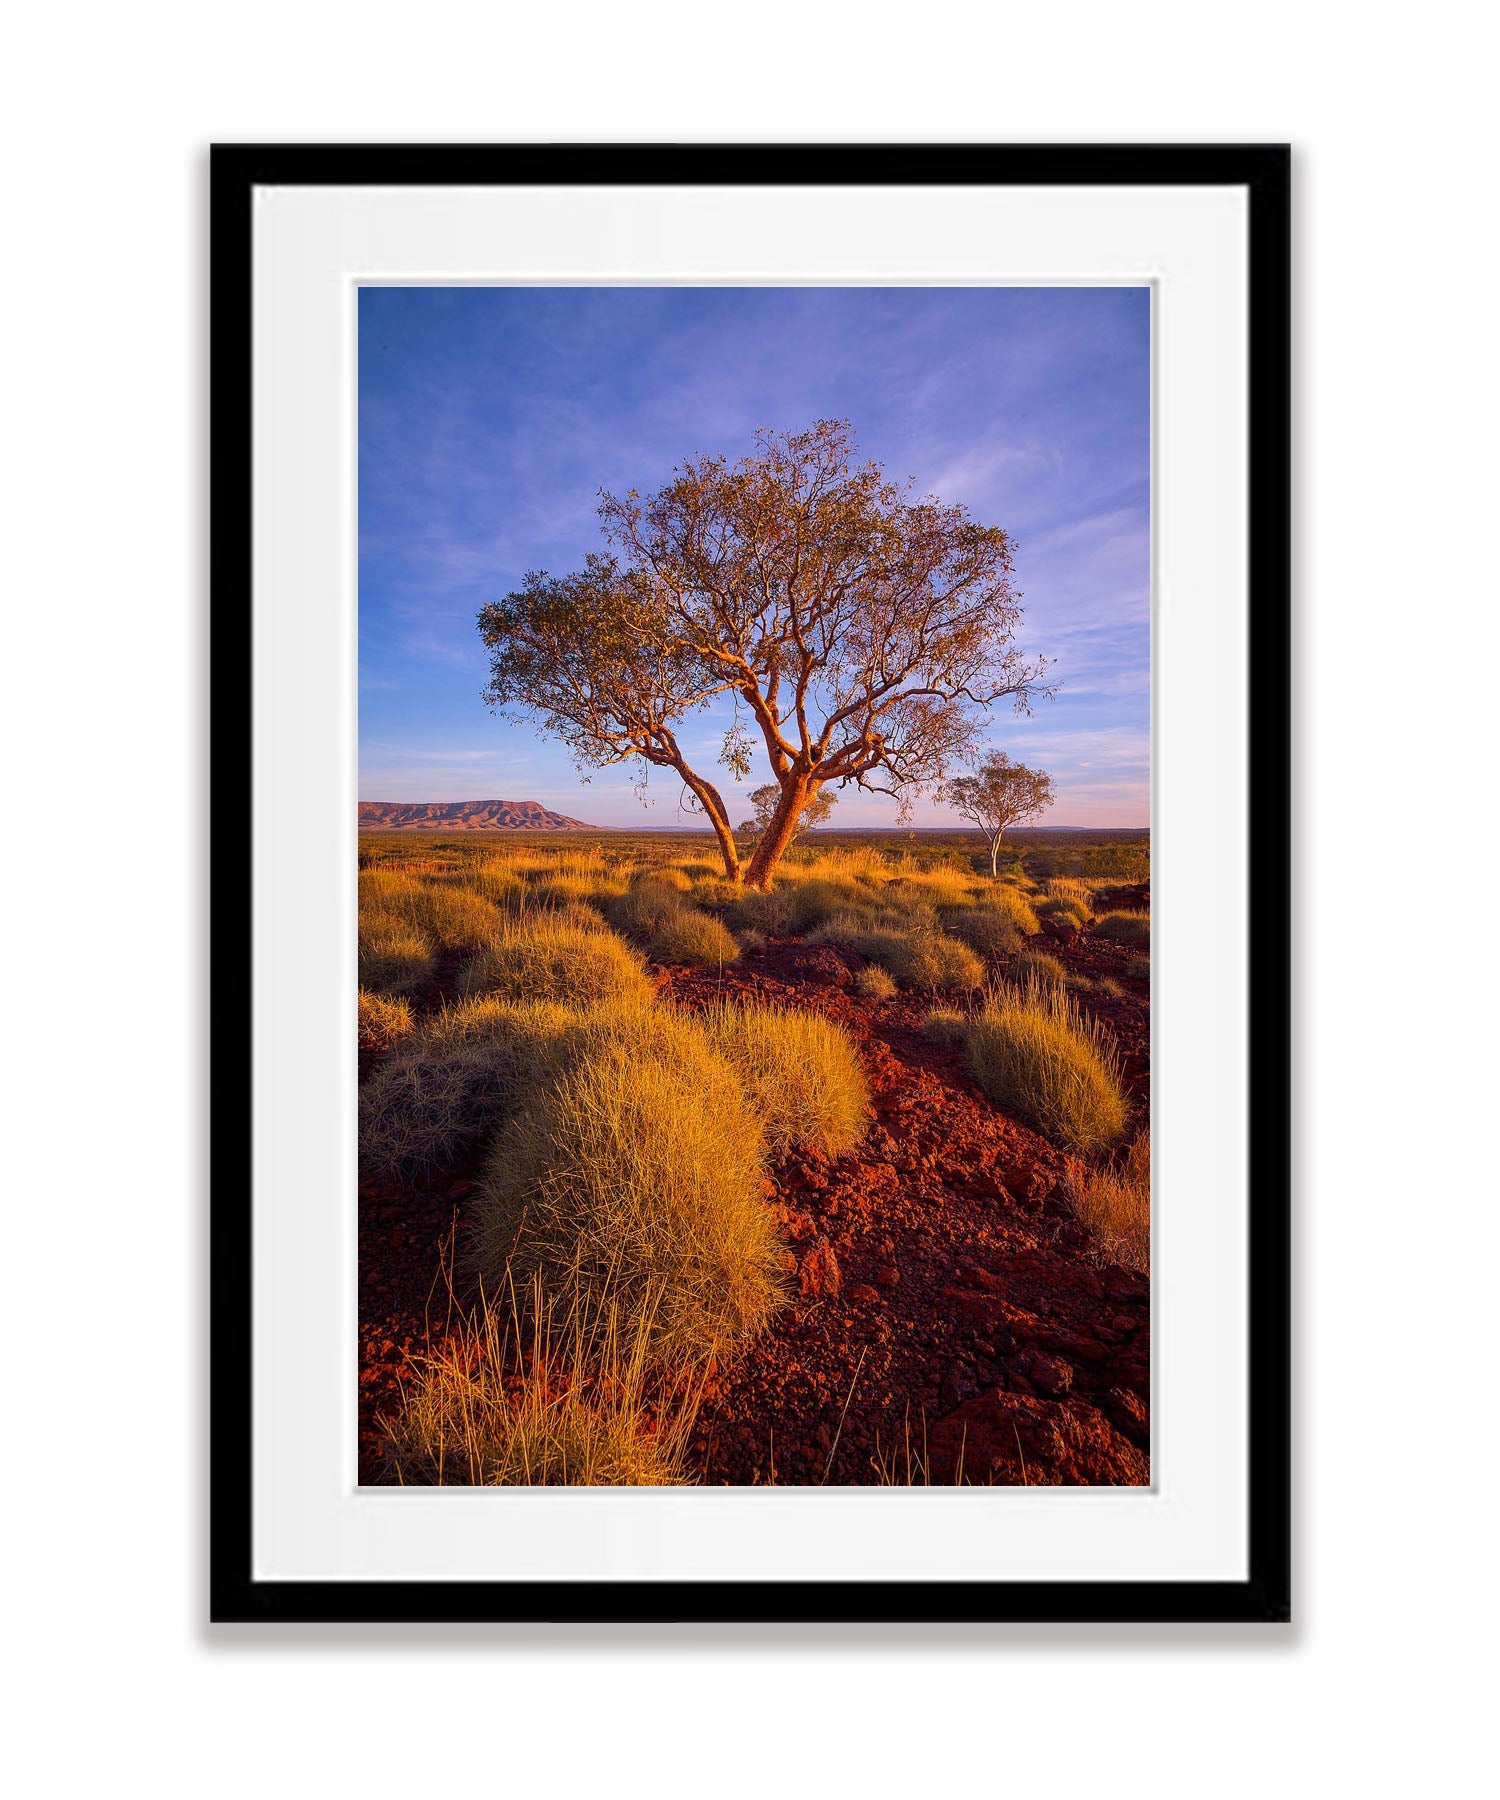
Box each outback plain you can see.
[358,822,1151,1487]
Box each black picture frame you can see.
[210,143,1290,1626]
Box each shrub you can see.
[947,907,1023,960]
[473,1009,784,1362]
[648,909,740,967]
[358,989,414,1055]
[466,914,654,1008]
[358,924,436,995]
[962,981,1128,1155]
[1073,1132,1150,1272]
[853,963,897,1000]
[702,1002,868,1158]
[1010,949,1067,990]
[382,1283,696,1486]
[921,1008,968,1048]
[1125,954,1151,983]
[1094,911,1151,945]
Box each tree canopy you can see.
[941,751,1055,875]
[738,782,835,843]
[478,420,1049,887]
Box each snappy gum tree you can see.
[942,751,1055,876]
[478,421,1048,889]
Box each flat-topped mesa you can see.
[358,800,598,831]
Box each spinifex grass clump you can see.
[473,1008,784,1363]
[1009,949,1068,990]
[980,884,1042,936]
[358,924,435,995]
[852,963,897,1000]
[808,920,983,994]
[647,908,740,967]
[383,1277,699,1487]
[359,1000,587,1179]
[1035,895,1091,929]
[359,868,504,951]
[358,988,414,1055]
[947,907,1024,960]
[606,876,690,941]
[1094,910,1151,945]
[702,1002,869,1159]
[1072,1131,1150,1273]
[466,913,654,1008]
[920,1008,968,1049]
[962,979,1128,1156]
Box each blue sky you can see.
[359,286,1149,827]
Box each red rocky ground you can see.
[359,905,1150,1487]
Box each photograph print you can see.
[357,284,1151,1489]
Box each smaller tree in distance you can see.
[738,782,835,846]
[942,752,1055,876]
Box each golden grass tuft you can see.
[1073,1132,1150,1273]
[1094,910,1151,945]
[1010,949,1068,990]
[358,988,414,1054]
[607,877,689,940]
[810,923,983,993]
[920,1008,969,1049]
[947,906,1024,960]
[702,1001,869,1158]
[358,924,436,995]
[962,979,1129,1156]
[648,908,740,967]
[473,1008,784,1363]
[466,913,654,1008]
[359,868,503,951]
[852,963,897,1000]
[383,1277,698,1486]
[359,1044,537,1178]
[976,884,1042,936]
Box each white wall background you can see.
[4,5,1494,1795]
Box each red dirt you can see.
[358,919,1150,1487]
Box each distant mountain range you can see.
[358,800,598,831]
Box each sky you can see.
[359,286,1149,827]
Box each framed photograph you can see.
[211,143,1289,1623]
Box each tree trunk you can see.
[989,830,1003,877]
[743,774,812,890]
[677,768,741,882]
